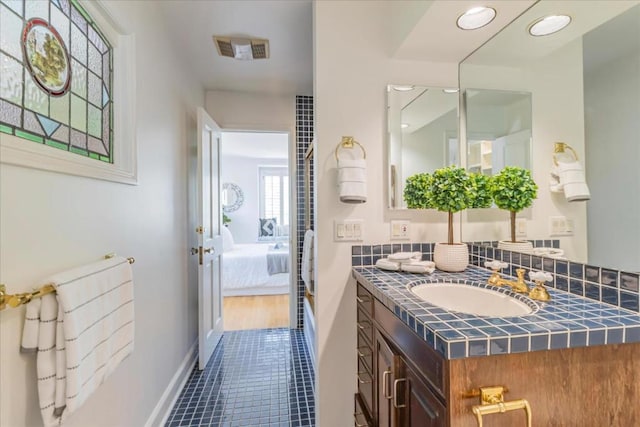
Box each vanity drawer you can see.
[357,283,374,316]
[357,357,374,416]
[354,393,373,427]
[357,307,374,345]
[357,330,373,373]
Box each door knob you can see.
[204,247,214,254]
[190,248,198,255]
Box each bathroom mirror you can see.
[459,1,640,271]
[222,182,244,213]
[465,89,532,176]
[387,85,459,209]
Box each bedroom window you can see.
[259,166,289,233]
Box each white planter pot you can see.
[433,243,469,272]
[498,240,534,255]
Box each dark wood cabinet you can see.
[355,283,447,426]
[355,280,640,427]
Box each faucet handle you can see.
[528,271,552,301]
[485,260,508,271]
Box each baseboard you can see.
[303,299,316,370]
[145,340,197,427]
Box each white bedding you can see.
[222,243,290,296]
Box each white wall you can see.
[461,40,588,262]
[0,2,204,426]
[314,2,459,425]
[205,90,295,132]
[221,155,288,243]
[402,108,456,180]
[584,49,640,270]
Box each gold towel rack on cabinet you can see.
[0,255,135,311]
[464,386,532,427]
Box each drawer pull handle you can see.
[356,295,370,303]
[382,369,392,400]
[354,412,368,427]
[357,347,371,358]
[357,372,372,384]
[357,321,371,330]
[393,378,407,408]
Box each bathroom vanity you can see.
[353,266,640,427]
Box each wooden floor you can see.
[223,294,289,331]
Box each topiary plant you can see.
[427,166,471,245]
[403,173,433,209]
[491,166,538,243]
[467,173,493,209]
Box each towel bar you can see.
[0,255,134,311]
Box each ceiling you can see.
[155,1,541,97]
[221,131,288,159]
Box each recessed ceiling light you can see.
[457,7,496,30]
[443,89,459,94]
[392,85,415,92]
[401,123,410,129]
[528,15,572,36]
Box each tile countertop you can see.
[352,265,640,359]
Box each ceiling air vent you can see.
[213,36,270,60]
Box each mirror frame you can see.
[222,182,244,213]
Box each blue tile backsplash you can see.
[351,241,640,358]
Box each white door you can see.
[197,107,224,369]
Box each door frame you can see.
[219,126,298,329]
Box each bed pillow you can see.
[259,217,277,238]
[222,226,235,251]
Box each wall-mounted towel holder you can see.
[553,141,578,165]
[0,254,135,311]
[335,136,366,161]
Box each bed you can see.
[222,243,290,296]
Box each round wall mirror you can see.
[222,183,244,213]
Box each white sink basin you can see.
[409,283,534,317]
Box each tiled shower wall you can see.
[296,95,313,328]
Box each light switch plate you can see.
[549,216,574,236]
[515,218,527,237]
[334,219,364,242]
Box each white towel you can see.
[388,252,422,262]
[302,230,315,294]
[21,256,134,426]
[401,261,436,274]
[375,258,400,271]
[338,158,367,204]
[550,160,590,202]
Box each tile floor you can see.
[165,329,315,426]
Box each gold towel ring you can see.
[553,142,578,166]
[335,136,366,162]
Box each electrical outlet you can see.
[515,218,527,237]
[391,220,410,240]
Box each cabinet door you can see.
[376,330,402,427]
[399,363,446,427]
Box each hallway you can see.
[165,329,315,426]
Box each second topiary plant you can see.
[491,166,538,252]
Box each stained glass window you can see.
[0,0,113,163]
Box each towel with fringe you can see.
[21,256,134,426]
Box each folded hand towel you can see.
[302,229,315,294]
[338,158,366,169]
[21,256,134,426]
[388,252,422,262]
[375,258,400,271]
[401,261,436,274]
[339,182,366,203]
[338,167,366,183]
